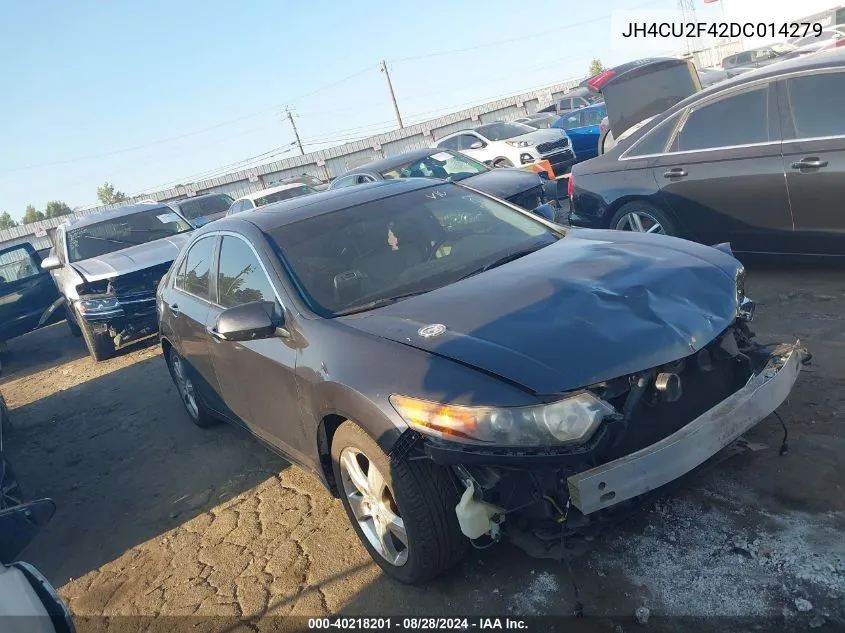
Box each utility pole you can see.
[286,106,305,155]
[380,60,404,129]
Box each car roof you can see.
[689,48,845,98]
[344,148,451,176]
[237,182,309,202]
[210,179,443,234]
[64,201,174,229]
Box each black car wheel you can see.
[610,201,677,237]
[0,457,23,509]
[331,421,466,584]
[167,349,217,428]
[493,158,514,168]
[65,305,81,337]
[77,310,116,361]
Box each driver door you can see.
[208,235,306,461]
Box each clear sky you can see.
[0,0,834,218]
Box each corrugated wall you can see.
[1,78,579,249]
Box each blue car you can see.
[552,102,607,163]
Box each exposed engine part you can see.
[654,372,683,402]
[454,480,504,540]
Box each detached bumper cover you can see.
[567,341,802,515]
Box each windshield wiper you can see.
[458,247,543,281]
[334,289,434,316]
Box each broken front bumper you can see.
[567,341,802,515]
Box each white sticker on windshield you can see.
[156,212,181,224]
[430,152,452,162]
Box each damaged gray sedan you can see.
[156,179,802,584]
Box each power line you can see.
[390,0,666,63]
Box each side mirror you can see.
[212,301,282,342]
[469,141,484,150]
[40,256,61,271]
[532,203,556,222]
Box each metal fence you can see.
[0,78,580,251]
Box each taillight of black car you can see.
[567,174,574,198]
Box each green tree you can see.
[96,182,127,205]
[44,200,73,219]
[0,212,17,229]
[589,59,605,76]
[22,205,45,224]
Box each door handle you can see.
[168,303,181,317]
[663,168,687,178]
[791,157,828,170]
[207,326,225,341]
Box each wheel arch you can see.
[312,384,406,497]
[605,195,681,231]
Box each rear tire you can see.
[78,311,116,361]
[331,421,466,584]
[166,348,217,428]
[609,201,678,237]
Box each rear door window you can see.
[625,112,681,157]
[784,71,845,139]
[175,236,215,300]
[436,136,461,151]
[671,86,769,152]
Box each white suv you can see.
[433,121,575,176]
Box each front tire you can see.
[609,201,677,237]
[331,421,466,584]
[493,158,514,168]
[167,349,217,428]
[65,305,81,337]
[78,311,116,361]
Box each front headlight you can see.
[76,297,121,314]
[506,139,533,148]
[389,393,618,446]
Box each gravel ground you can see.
[1,265,843,631]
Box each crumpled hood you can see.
[71,233,192,282]
[340,230,742,396]
[462,168,545,200]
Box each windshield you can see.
[255,185,314,207]
[475,122,535,141]
[771,42,798,53]
[176,194,233,220]
[380,151,488,182]
[66,207,192,262]
[268,184,560,316]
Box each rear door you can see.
[778,69,845,255]
[650,81,794,252]
[209,234,306,460]
[170,235,225,411]
[0,243,60,341]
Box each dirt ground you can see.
[1,265,844,631]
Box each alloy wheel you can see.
[339,448,408,566]
[171,355,199,420]
[614,210,664,234]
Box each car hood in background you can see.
[462,168,544,200]
[509,128,568,146]
[341,230,742,396]
[71,233,192,282]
